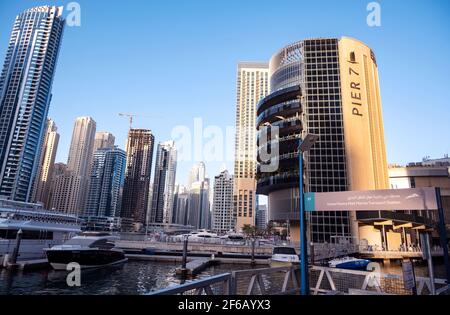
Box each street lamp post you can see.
[263,116,317,295]
[298,134,319,296]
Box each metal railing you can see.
[231,266,300,295]
[149,265,450,296]
[310,266,450,295]
[150,273,232,295]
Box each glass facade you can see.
[85,148,126,218]
[257,38,351,243]
[303,39,351,243]
[0,6,64,202]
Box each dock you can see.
[175,258,215,276]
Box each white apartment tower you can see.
[212,170,234,233]
[52,117,96,215]
[32,119,60,208]
[234,62,269,231]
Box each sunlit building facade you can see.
[0,6,64,202]
[32,119,59,208]
[234,62,269,231]
[256,37,389,243]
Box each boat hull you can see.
[46,249,127,270]
[332,260,370,270]
[269,259,296,268]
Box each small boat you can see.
[45,232,127,270]
[269,246,299,267]
[328,256,370,270]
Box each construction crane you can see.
[118,113,159,130]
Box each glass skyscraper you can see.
[150,140,177,224]
[85,147,126,218]
[0,6,65,202]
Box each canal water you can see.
[0,260,447,295]
[0,261,251,295]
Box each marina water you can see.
[0,260,446,295]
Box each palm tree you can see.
[242,224,256,238]
[265,221,275,237]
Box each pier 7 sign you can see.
[305,187,438,212]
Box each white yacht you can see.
[0,199,81,262]
[174,229,221,242]
[269,246,299,267]
[45,232,127,270]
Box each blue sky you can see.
[0,0,449,186]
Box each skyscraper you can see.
[48,162,66,210]
[255,204,267,230]
[172,185,189,225]
[50,167,82,214]
[51,117,96,215]
[32,119,60,208]
[187,179,211,230]
[234,62,269,231]
[150,140,177,224]
[0,6,65,202]
[187,162,206,189]
[67,117,97,178]
[212,170,234,233]
[121,129,155,228]
[256,37,389,243]
[85,147,126,218]
[93,132,115,153]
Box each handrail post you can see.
[230,271,237,295]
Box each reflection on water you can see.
[0,260,447,295]
[0,261,253,295]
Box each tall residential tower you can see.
[51,117,96,215]
[0,6,65,201]
[121,129,155,229]
[150,140,177,224]
[234,62,269,231]
[212,170,234,233]
[32,119,60,208]
[85,147,126,218]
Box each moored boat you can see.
[0,199,81,261]
[45,232,127,270]
[328,256,370,270]
[269,246,299,267]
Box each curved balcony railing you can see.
[256,99,301,126]
[256,85,301,114]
